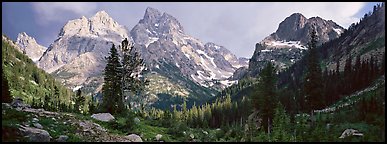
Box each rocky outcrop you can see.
[19,125,52,142]
[155,134,163,141]
[55,135,69,142]
[91,113,115,122]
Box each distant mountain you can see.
[29,7,247,109]
[246,13,344,77]
[130,7,247,88]
[15,32,47,63]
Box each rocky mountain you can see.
[15,32,47,63]
[130,7,247,88]
[31,8,247,108]
[247,13,344,77]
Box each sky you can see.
[2,2,381,58]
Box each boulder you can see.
[91,113,115,122]
[19,125,52,142]
[56,135,69,142]
[33,123,43,129]
[11,97,30,109]
[32,118,39,122]
[125,134,143,142]
[155,134,163,141]
[339,129,364,138]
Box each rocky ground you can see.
[2,99,142,142]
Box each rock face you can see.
[125,134,143,142]
[246,13,344,77]
[19,125,52,142]
[15,32,47,62]
[91,113,115,122]
[11,97,31,109]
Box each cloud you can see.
[31,2,97,25]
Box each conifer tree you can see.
[120,38,147,110]
[303,26,323,111]
[253,61,278,132]
[102,44,123,114]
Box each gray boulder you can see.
[33,123,43,129]
[91,113,115,122]
[56,135,69,142]
[11,97,30,108]
[125,134,143,142]
[19,125,52,142]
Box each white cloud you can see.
[31,2,97,25]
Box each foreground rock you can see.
[125,134,143,142]
[339,129,364,138]
[155,134,162,141]
[56,135,69,142]
[91,113,115,122]
[19,125,52,142]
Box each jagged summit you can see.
[15,32,46,62]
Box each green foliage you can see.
[272,102,293,142]
[101,44,123,114]
[2,38,73,111]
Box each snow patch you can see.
[145,37,159,47]
[333,28,343,35]
[72,85,83,91]
[267,40,307,50]
[155,64,160,69]
[175,62,180,68]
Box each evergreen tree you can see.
[2,71,12,103]
[253,61,278,132]
[74,89,85,113]
[120,38,147,110]
[102,44,123,114]
[272,102,292,142]
[303,26,323,112]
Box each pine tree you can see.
[253,61,278,132]
[102,44,123,114]
[272,102,292,142]
[303,26,323,112]
[74,89,85,113]
[120,38,147,110]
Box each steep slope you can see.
[247,13,344,77]
[2,35,73,105]
[15,32,47,62]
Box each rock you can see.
[56,135,69,142]
[339,129,364,138]
[155,134,162,141]
[125,134,143,142]
[189,134,195,139]
[19,125,52,142]
[134,117,141,124]
[202,130,208,135]
[11,97,30,108]
[32,118,39,122]
[91,113,115,122]
[33,123,43,129]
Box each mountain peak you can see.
[17,32,36,44]
[143,7,162,23]
[93,10,109,18]
[16,32,46,62]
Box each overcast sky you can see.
[2,2,380,58]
